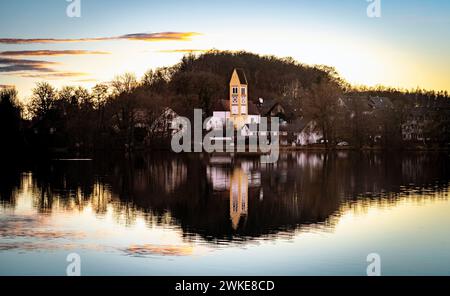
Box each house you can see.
[207,100,230,131]
[257,99,294,144]
[207,69,322,145]
[130,107,181,146]
[288,117,323,146]
[368,96,394,110]
[367,94,394,109]
[258,99,288,121]
[150,107,181,137]
[402,107,431,142]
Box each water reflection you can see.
[1,152,449,244]
[2,152,450,275]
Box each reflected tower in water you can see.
[230,167,249,230]
[2,152,450,244]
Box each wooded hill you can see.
[1,50,450,154]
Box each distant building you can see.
[229,69,250,129]
[150,107,180,136]
[131,107,182,146]
[207,100,231,131]
[402,107,431,142]
[206,69,260,136]
[258,99,287,120]
[257,99,294,145]
[288,118,323,146]
[206,69,326,146]
[368,96,394,110]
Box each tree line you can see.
[1,50,449,156]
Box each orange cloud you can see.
[122,32,201,41]
[0,50,110,56]
[19,72,89,79]
[0,32,202,44]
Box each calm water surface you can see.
[1,152,449,275]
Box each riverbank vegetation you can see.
[1,50,449,155]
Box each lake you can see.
[1,151,449,275]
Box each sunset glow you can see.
[1,0,449,99]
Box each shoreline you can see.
[2,145,449,163]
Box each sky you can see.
[0,0,449,101]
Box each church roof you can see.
[235,68,248,85]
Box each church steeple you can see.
[229,68,248,128]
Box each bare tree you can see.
[112,73,138,95]
[28,82,57,119]
[302,78,343,148]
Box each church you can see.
[205,68,324,147]
[206,68,260,136]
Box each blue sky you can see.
[1,0,449,99]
